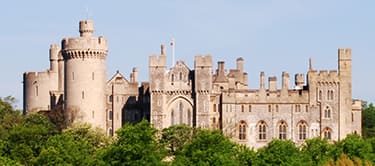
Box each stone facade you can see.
[23,20,361,148]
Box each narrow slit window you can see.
[35,86,39,96]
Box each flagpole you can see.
[171,38,175,67]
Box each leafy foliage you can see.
[100,120,166,166]
[161,124,195,154]
[301,137,334,165]
[363,103,375,138]
[255,139,302,166]
[173,129,255,166]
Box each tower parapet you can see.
[79,20,94,37]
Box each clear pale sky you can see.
[1,0,374,109]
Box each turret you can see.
[79,20,94,38]
[131,67,138,83]
[337,48,353,139]
[260,72,265,90]
[195,55,212,128]
[281,72,289,94]
[62,20,108,129]
[236,57,244,73]
[268,76,277,91]
[49,44,60,72]
[295,74,305,89]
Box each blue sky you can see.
[0,0,374,108]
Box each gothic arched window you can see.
[279,121,287,140]
[258,121,267,140]
[239,121,247,140]
[323,127,332,140]
[324,106,331,119]
[298,121,308,140]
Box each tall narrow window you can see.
[171,74,174,82]
[241,105,244,112]
[319,90,322,100]
[179,102,183,124]
[72,72,75,80]
[330,90,334,100]
[249,105,252,112]
[306,105,309,112]
[35,86,39,96]
[187,109,191,126]
[109,110,113,120]
[258,121,267,140]
[268,105,272,112]
[279,121,287,139]
[213,104,217,112]
[276,105,279,112]
[298,121,307,140]
[324,106,331,118]
[213,117,216,124]
[171,109,175,125]
[179,72,182,80]
[82,91,85,99]
[327,91,330,100]
[239,121,247,140]
[109,95,113,103]
[92,111,95,119]
[92,72,95,80]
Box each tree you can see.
[161,124,195,154]
[173,129,253,166]
[100,120,165,165]
[255,139,303,166]
[301,137,334,165]
[3,114,57,164]
[35,123,111,165]
[0,96,23,139]
[334,134,373,163]
[362,103,375,138]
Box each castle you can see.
[23,20,362,149]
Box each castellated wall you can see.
[23,71,58,114]
[23,20,361,149]
[23,44,61,114]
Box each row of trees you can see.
[1,96,375,165]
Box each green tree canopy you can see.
[363,103,375,138]
[301,137,334,165]
[161,124,195,154]
[100,120,165,166]
[255,139,302,166]
[173,129,255,166]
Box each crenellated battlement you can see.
[338,48,352,60]
[24,70,57,79]
[62,36,108,51]
[149,54,166,67]
[315,70,339,80]
[195,55,212,67]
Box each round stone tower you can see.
[62,20,108,129]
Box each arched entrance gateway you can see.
[167,96,193,127]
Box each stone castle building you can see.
[23,20,361,148]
